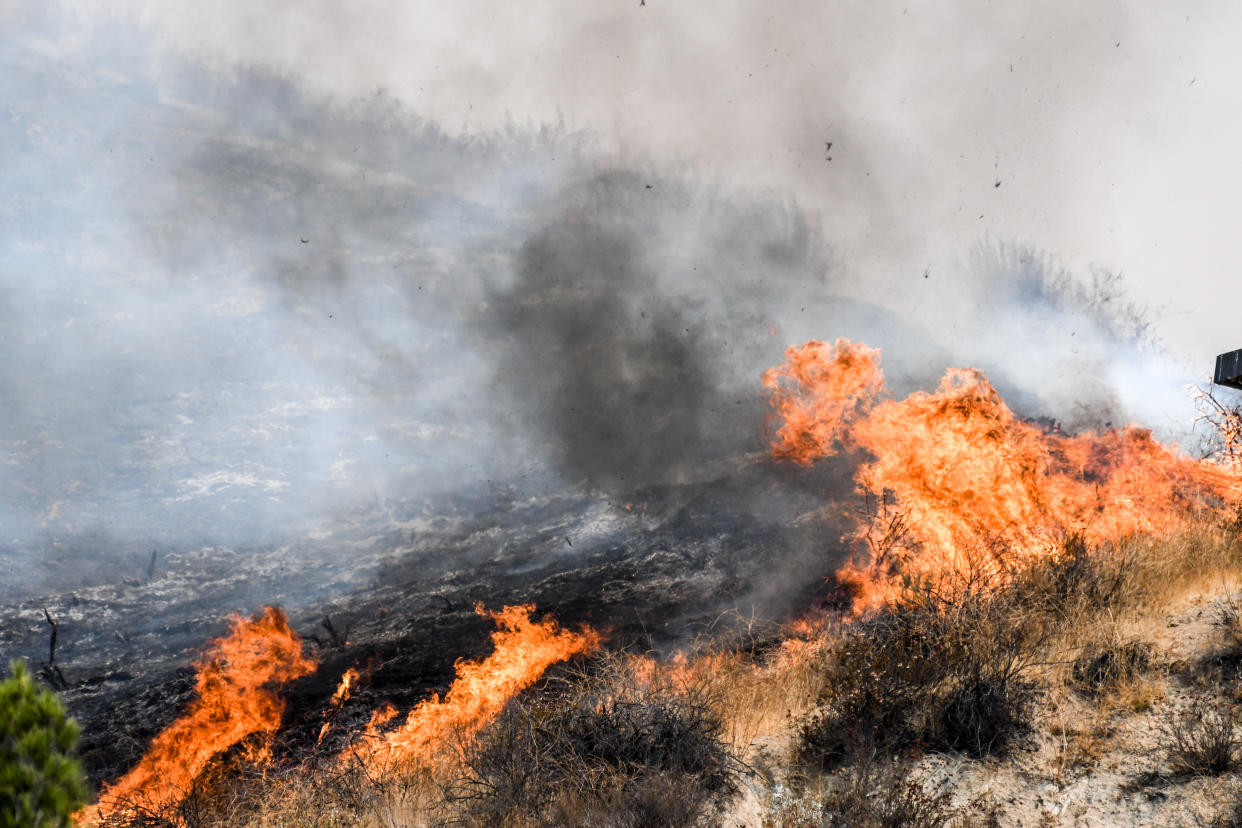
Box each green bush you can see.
[0,660,88,828]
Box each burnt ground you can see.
[0,454,859,788]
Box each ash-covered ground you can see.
[0,457,858,786]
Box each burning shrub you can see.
[451,659,742,827]
[0,660,88,828]
[765,338,1241,613]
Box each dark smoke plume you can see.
[482,171,843,491]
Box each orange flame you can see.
[344,604,600,774]
[317,667,362,745]
[762,337,883,463]
[330,667,360,709]
[766,338,1241,612]
[78,607,316,825]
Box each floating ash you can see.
[766,338,1242,612]
[77,607,316,825]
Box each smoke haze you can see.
[1,3,1234,602]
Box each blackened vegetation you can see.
[41,607,68,690]
[32,467,843,787]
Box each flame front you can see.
[345,603,600,774]
[766,338,1240,612]
[761,337,883,464]
[78,606,316,825]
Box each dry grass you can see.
[448,654,743,827]
[1044,701,1114,780]
[762,753,968,828]
[85,520,1242,827]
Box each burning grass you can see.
[68,338,1242,825]
[68,523,1242,827]
[77,607,317,826]
[74,605,600,827]
[340,604,601,777]
[764,338,1240,612]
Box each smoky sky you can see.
[0,3,1221,583]
[54,0,1242,367]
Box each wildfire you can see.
[343,603,600,774]
[765,338,1241,612]
[77,607,316,825]
[330,667,360,708]
[317,667,362,745]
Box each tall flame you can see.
[765,338,1240,612]
[78,607,316,825]
[345,603,600,774]
[762,337,883,464]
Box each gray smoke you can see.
[481,171,837,490]
[0,5,1204,603]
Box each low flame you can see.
[318,667,362,745]
[331,667,360,709]
[765,338,1240,612]
[77,607,316,825]
[344,603,600,774]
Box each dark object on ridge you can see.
[41,608,68,690]
[1215,349,1242,390]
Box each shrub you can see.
[818,756,960,828]
[1204,594,1242,683]
[798,576,1045,766]
[766,753,963,828]
[0,659,89,828]
[1071,637,1153,696]
[1162,699,1239,776]
[452,661,742,827]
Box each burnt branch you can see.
[41,608,68,690]
[310,615,351,651]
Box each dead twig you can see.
[41,608,68,690]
